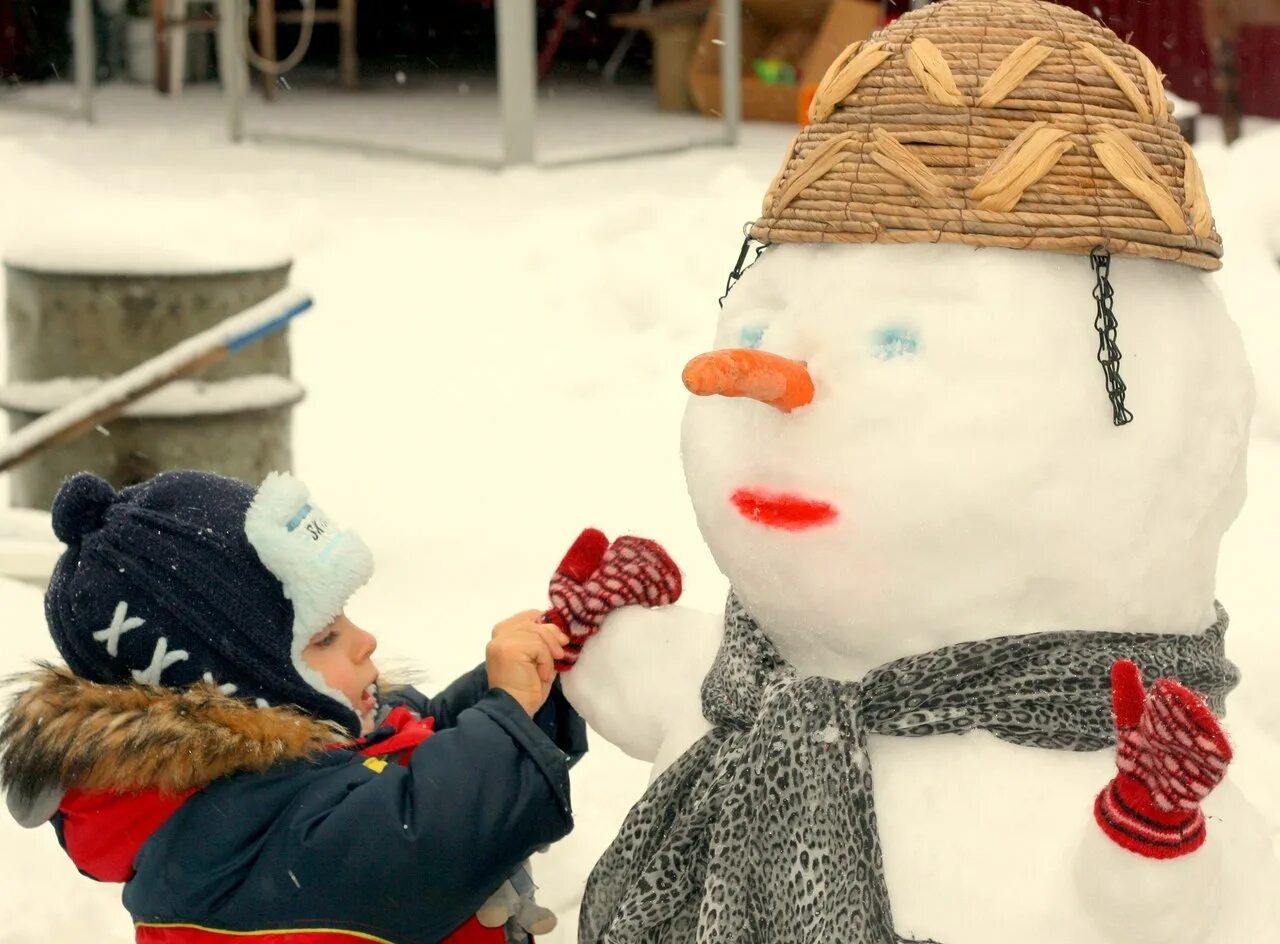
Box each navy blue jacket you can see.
[51,668,587,944]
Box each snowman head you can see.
[678,0,1251,678]
[681,243,1252,678]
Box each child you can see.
[0,469,588,944]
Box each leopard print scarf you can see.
[579,594,1238,944]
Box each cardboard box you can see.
[688,0,882,123]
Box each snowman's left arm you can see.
[1073,808,1224,944]
[1072,662,1234,944]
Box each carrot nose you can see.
[682,349,814,413]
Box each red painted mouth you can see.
[731,488,838,531]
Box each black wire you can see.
[1091,247,1133,427]
[719,231,767,308]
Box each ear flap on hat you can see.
[244,472,375,711]
[5,784,65,829]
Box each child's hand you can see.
[486,610,570,716]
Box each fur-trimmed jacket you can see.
[0,664,587,944]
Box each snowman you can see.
[558,2,1280,942]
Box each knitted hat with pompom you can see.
[44,470,374,736]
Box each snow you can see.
[0,508,59,585]
[0,375,304,417]
[0,81,1276,942]
[0,506,54,541]
[0,288,310,472]
[2,187,293,275]
[0,577,121,935]
[1,155,293,274]
[0,77,729,168]
[1167,92,1202,120]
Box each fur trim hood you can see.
[1,664,347,827]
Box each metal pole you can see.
[496,0,537,166]
[218,0,246,142]
[71,0,95,123]
[719,0,741,146]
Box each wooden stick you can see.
[0,290,313,475]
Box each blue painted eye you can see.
[872,326,919,360]
[739,326,765,349]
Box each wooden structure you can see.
[256,0,358,100]
[153,0,358,99]
[689,0,880,123]
[613,1,711,111]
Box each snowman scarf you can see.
[579,593,1238,944]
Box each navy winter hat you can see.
[44,470,375,735]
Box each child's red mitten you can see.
[1094,660,1233,859]
[544,528,682,670]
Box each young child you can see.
[0,469,588,944]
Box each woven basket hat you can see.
[753,0,1222,270]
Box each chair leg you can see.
[1201,0,1244,144]
[153,0,171,94]
[167,0,188,96]
[258,0,277,100]
[601,0,652,84]
[1216,36,1243,144]
[339,0,358,90]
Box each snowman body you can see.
[564,243,1279,942]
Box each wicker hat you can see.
[753,0,1221,270]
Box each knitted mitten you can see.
[544,528,682,670]
[1094,660,1233,859]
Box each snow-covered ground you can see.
[0,82,1276,943]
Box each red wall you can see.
[1055,0,1280,118]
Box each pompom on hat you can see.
[50,473,119,544]
[753,0,1221,270]
[44,470,374,735]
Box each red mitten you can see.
[1094,660,1233,859]
[544,528,682,671]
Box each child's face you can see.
[302,613,380,734]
